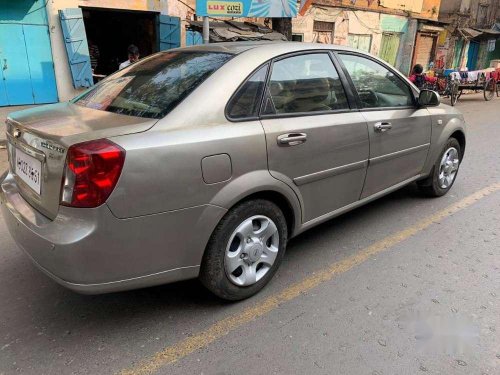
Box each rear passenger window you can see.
[263,53,349,115]
[227,64,268,119]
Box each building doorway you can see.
[380,33,401,66]
[413,32,437,70]
[467,41,480,71]
[81,7,158,76]
[453,39,464,69]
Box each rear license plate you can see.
[15,149,42,195]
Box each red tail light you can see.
[61,139,125,208]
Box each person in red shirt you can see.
[409,64,437,88]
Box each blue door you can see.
[59,8,93,89]
[0,24,34,105]
[467,42,479,71]
[0,23,58,106]
[23,25,58,104]
[158,15,181,51]
[0,59,8,106]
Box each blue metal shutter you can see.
[186,30,203,46]
[158,15,181,51]
[0,24,34,105]
[59,8,93,88]
[23,25,59,104]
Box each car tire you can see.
[484,78,496,101]
[417,138,462,197]
[200,199,288,301]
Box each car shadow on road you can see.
[1,182,430,360]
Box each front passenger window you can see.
[264,53,349,115]
[339,54,414,109]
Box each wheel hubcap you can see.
[225,215,279,287]
[438,147,459,189]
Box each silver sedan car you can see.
[1,42,466,300]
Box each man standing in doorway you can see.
[119,45,140,70]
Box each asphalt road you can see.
[0,94,499,375]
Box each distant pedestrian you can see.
[409,64,437,89]
[119,45,140,70]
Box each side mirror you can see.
[418,89,440,107]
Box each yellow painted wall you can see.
[379,0,424,13]
[420,0,441,20]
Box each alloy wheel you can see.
[438,147,459,189]
[224,215,279,286]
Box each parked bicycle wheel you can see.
[450,81,459,106]
[484,78,495,101]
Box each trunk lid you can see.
[5,102,157,220]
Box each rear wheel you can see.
[418,138,461,197]
[484,78,495,101]
[200,199,288,301]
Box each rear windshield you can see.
[74,51,233,119]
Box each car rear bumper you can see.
[0,172,226,294]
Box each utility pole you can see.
[272,18,292,40]
[203,17,210,44]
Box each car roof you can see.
[169,41,360,55]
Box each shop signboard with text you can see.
[196,0,298,18]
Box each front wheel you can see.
[200,199,288,301]
[418,138,462,197]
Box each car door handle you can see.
[277,133,307,146]
[374,122,392,132]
